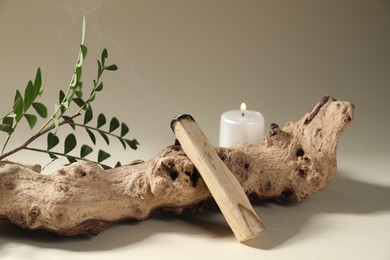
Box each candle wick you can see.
[241,112,245,117]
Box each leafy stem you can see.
[25,147,90,163]
[0,17,138,170]
[0,110,18,154]
[0,67,46,154]
[36,17,87,135]
[0,114,80,161]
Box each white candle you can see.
[219,103,264,147]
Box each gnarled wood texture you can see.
[0,96,354,235]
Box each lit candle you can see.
[219,102,264,147]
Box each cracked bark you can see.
[0,96,354,235]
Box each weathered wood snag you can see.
[0,96,354,235]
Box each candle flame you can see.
[240,102,246,116]
[240,102,246,112]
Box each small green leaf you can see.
[80,144,93,158]
[75,81,83,93]
[125,139,139,150]
[120,123,129,137]
[66,156,77,164]
[62,116,76,130]
[32,102,48,118]
[109,117,120,133]
[13,90,24,122]
[115,161,122,168]
[101,49,108,66]
[64,133,77,154]
[73,98,85,108]
[24,114,37,129]
[97,60,102,75]
[86,128,96,144]
[62,100,70,109]
[95,82,103,92]
[2,117,14,127]
[105,64,118,71]
[49,152,59,160]
[61,100,69,114]
[98,130,110,145]
[118,137,126,149]
[70,74,77,87]
[97,149,110,163]
[75,90,83,99]
[84,107,93,124]
[33,67,42,97]
[47,132,60,150]
[80,44,88,60]
[97,113,106,128]
[59,90,65,103]
[76,49,85,68]
[89,92,96,102]
[24,80,35,112]
[70,67,82,88]
[76,66,82,79]
[100,164,112,170]
[0,124,14,134]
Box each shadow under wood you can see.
[246,170,390,249]
[0,170,389,251]
[0,207,232,252]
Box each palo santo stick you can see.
[171,114,265,242]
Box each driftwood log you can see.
[0,96,354,235]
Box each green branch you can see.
[0,17,138,170]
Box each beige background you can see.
[1,0,389,165]
[0,1,389,259]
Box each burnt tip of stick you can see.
[170,114,195,131]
